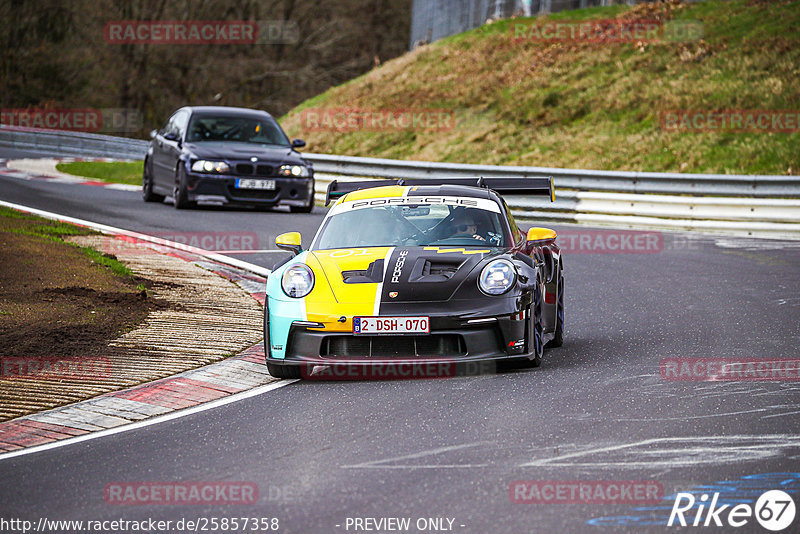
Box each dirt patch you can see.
[0,212,265,422]
[0,214,162,359]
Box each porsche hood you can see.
[310,246,499,306]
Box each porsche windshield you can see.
[186,115,290,146]
[313,200,507,249]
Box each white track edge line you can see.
[0,200,272,277]
[0,380,296,461]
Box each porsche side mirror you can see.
[291,139,306,149]
[526,227,557,247]
[276,232,302,256]
[149,129,158,139]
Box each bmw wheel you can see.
[173,165,195,209]
[290,185,315,213]
[142,158,164,203]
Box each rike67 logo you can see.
[668,490,796,531]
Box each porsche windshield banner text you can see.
[348,197,481,210]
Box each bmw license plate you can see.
[353,316,429,335]
[235,178,276,190]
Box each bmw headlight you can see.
[191,160,230,173]
[278,164,309,177]
[478,259,516,295]
[281,264,314,298]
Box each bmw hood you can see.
[185,142,302,162]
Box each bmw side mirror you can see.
[149,129,158,139]
[276,232,303,256]
[291,139,306,149]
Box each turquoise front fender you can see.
[266,253,308,359]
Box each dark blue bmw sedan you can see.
[143,106,314,212]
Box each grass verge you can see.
[0,206,154,358]
[55,160,143,186]
[281,0,800,175]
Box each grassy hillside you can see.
[282,0,800,175]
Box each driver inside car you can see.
[450,212,486,241]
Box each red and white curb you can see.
[0,201,285,460]
[0,158,141,191]
[0,343,275,453]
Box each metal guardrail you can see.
[310,174,800,239]
[303,153,800,198]
[2,126,798,198]
[0,126,148,160]
[2,125,800,238]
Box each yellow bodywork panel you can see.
[423,247,491,255]
[341,185,407,203]
[305,247,392,332]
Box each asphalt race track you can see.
[1,150,799,533]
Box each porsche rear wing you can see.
[324,176,555,206]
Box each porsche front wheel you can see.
[266,362,303,379]
[546,270,564,348]
[509,283,544,369]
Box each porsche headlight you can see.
[281,264,314,298]
[478,259,516,295]
[191,160,230,174]
[278,164,308,177]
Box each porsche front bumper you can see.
[265,314,531,367]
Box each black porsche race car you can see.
[263,177,564,379]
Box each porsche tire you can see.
[263,301,271,358]
[264,304,304,379]
[546,269,564,349]
[266,362,303,379]
[509,282,544,369]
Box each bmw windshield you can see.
[186,114,291,146]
